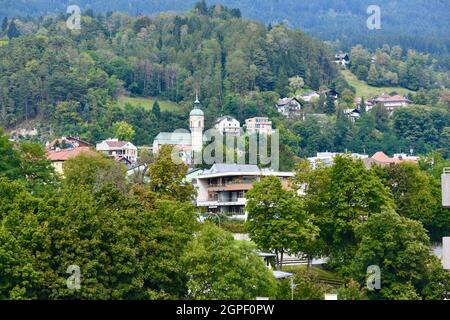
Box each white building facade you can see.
[96,139,138,164]
[214,116,241,136]
[193,164,293,220]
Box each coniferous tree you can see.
[7,20,20,39]
[325,94,336,115]
[152,100,161,119]
[1,17,8,33]
[360,97,366,114]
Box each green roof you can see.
[154,132,191,145]
[190,108,204,116]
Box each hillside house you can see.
[96,139,138,164]
[371,94,412,111]
[299,91,320,102]
[335,53,350,67]
[214,116,241,136]
[276,97,304,118]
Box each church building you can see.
[152,95,204,164]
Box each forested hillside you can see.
[0,4,336,145]
[1,0,449,54]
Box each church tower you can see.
[190,93,204,153]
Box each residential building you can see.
[308,152,368,169]
[96,139,138,164]
[299,91,320,102]
[343,108,361,122]
[45,136,95,174]
[354,97,374,112]
[46,136,92,150]
[214,116,241,136]
[363,151,419,168]
[193,164,294,220]
[335,53,350,67]
[47,147,97,174]
[371,94,412,111]
[276,97,304,118]
[245,117,274,135]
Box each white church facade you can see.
[152,95,205,164]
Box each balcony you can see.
[208,179,256,191]
[197,198,247,207]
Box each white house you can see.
[335,53,350,67]
[371,94,412,111]
[343,108,361,123]
[96,139,138,164]
[299,91,320,102]
[214,116,241,136]
[276,97,303,118]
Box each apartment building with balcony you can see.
[245,117,274,135]
[193,163,294,220]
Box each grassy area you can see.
[118,96,182,113]
[341,69,413,98]
[283,265,343,283]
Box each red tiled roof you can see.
[47,147,97,161]
[372,151,394,163]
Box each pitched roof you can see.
[374,94,411,103]
[335,53,349,59]
[47,147,96,161]
[277,97,302,106]
[215,116,238,124]
[154,132,192,145]
[105,140,128,148]
[372,151,393,163]
[300,91,319,97]
[344,108,360,114]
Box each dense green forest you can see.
[0,4,336,143]
[1,0,449,54]
[0,2,449,168]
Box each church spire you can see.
[194,91,200,107]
